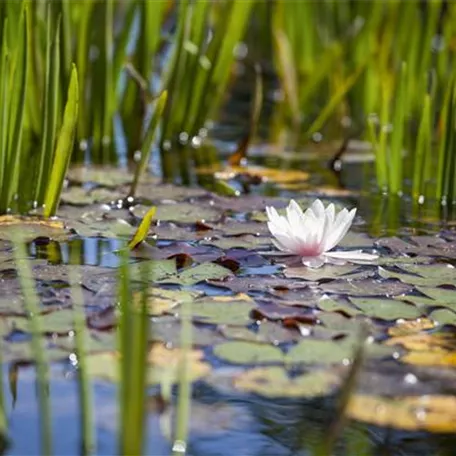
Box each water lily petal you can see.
[323,208,356,251]
[309,199,325,219]
[324,250,378,262]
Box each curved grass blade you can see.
[129,90,167,197]
[43,63,78,217]
[127,206,156,249]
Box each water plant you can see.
[0,3,78,216]
[271,0,456,204]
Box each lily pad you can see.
[201,235,271,250]
[284,264,371,282]
[133,202,222,224]
[220,321,300,344]
[317,297,361,316]
[157,262,233,286]
[347,394,456,433]
[233,367,339,398]
[213,341,284,364]
[87,343,211,385]
[429,308,456,326]
[379,264,456,287]
[0,216,69,242]
[131,288,202,315]
[349,297,421,320]
[320,279,413,297]
[9,309,76,334]
[186,295,256,326]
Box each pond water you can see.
[1,149,456,455]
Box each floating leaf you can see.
[188,295,255,326]
[134,203,222,224]
[9,309,76,334]
[213,341,284,364]
[157,262,233,286]
[131,288,201,316]
[317,297,361,316]
[233,367,339,398]
[87,344,211,385]
[379,264,456,287]
[220,321,300,344]
[0,216,68,242]
[387,318,436,337]
[320,279,413,297]
[349,297,421,320]
[202,235,271,250]
[347,394,456,433]
[284,264,362,281]
[429,308,456,326]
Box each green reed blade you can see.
[172,294,192,456]
[58,0,72,89]
[43,63,78,217]
[412,93,432,200]
[390,62,407,194]
[75,0,94,144]
[436,78,455,203]
[118,246,149,455]
[35,8,60,204]
[1,5,28,213]
[306,62,366,138]
[12,236,52,456]
[0,18,9,191]
[102,0,114,162]
[129,90,167,197]
[69,247,95,456]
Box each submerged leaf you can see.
[233,367,339,398]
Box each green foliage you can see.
[272,0,456,203]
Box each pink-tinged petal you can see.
[323,208,356,251]
[324,250,378,262]
[271,237,292,253]
[309,199,325,219]
[301,256,326,268]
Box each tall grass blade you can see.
[129,90,168,197]
[12,235,52,455]
[172,295,192,456]
[69,247,95,455]
[35,8,60,204]
[43,63,78,217]
[118,246,149,455]
[1,6,28,213]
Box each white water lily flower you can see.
[265,199,378,268]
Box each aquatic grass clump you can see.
[271,0,456,204]
[0,3,79,216]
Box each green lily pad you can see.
[379,264,456,287]
[132,288,201,315]
[186,296,256,325]
[87,344,211,385]
[397,287,456,311]
[284,264,362,281]
[287,337,393,364]
[134,202,222,224]
[67,165,143,187]
[233,367,339,398]
[320,279,413,296]
[318,312,366,332]
[202,235,271,250]
[287,338,354,364]
[157,262,233,286]
[317,297,362,316]
[349,298,421,320]
[9,309,76,334]
[429,308,456,326]
[220,321,300,344]
[213,341,284,364]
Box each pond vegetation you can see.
[0,0,456,455]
